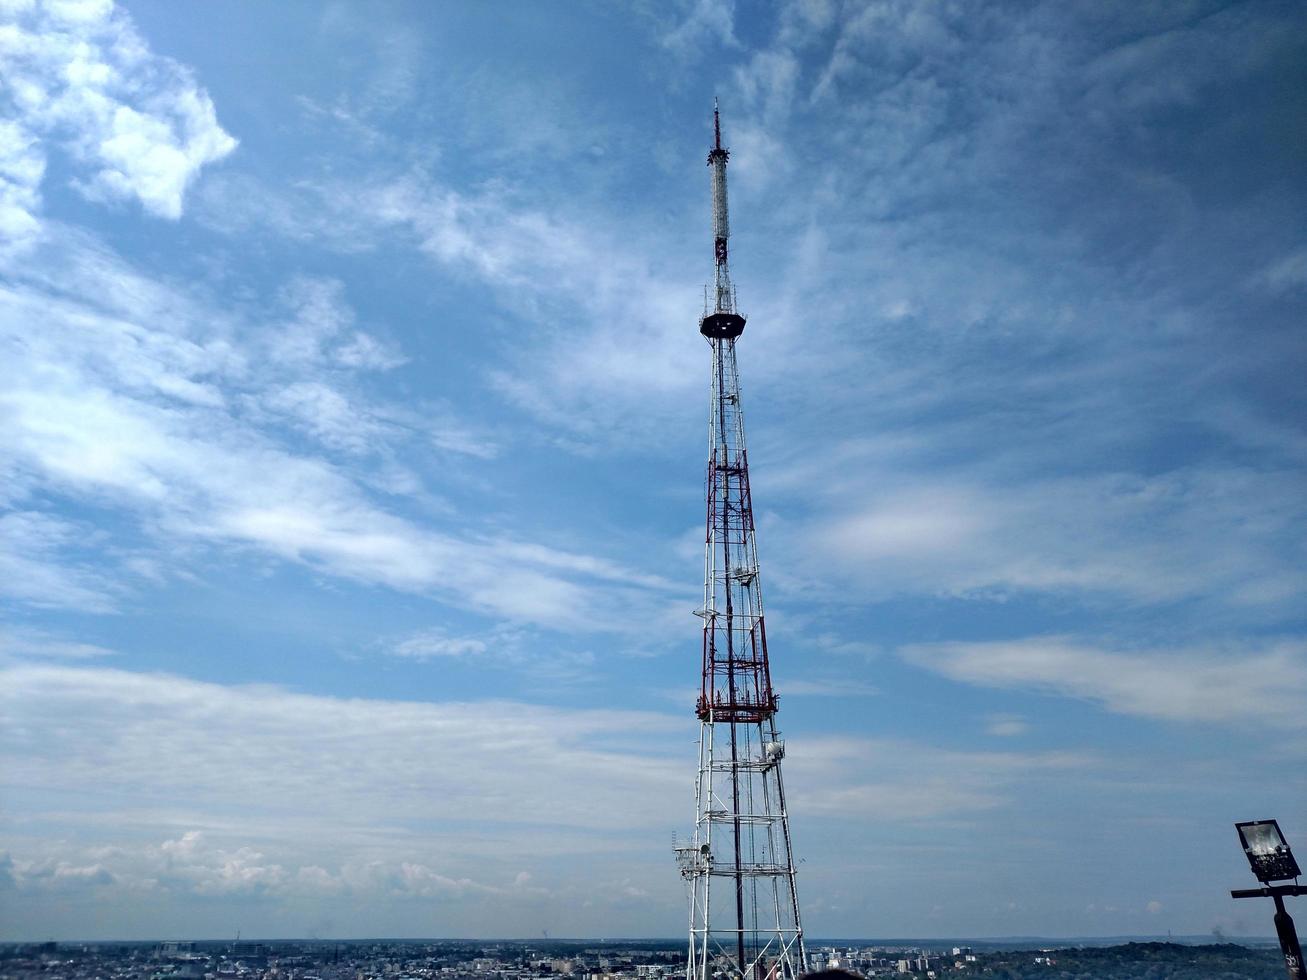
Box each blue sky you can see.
[1,0,1305,942]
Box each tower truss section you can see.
[676,102,807,980]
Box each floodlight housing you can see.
[1237,819,1301,883]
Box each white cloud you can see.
[0,663,687,901]
[320,172,706,441]
[0,662,1114,932]
[0,0,236,227]
[661,0,739,58]
[315,10,425,121]
[264,277,402,372]
[382,626,605,688]
[901,636,1307,727]
[0,625,115,660]
[790,734,1096,821]
[0,510,116,611]
[0,117,45,250]
[391,627,488,660]
[262,381,399,455]
[733,48,800,130]
[788,466,1307,609]
[983,714,1029,737]
[168,35,1032,459]
[192,171,380,251]
[1082,6,1298,114]
[1253,247,1307,294]
[0,229,688,631]
[8,856,116,891]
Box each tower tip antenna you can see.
[713,97,722,151]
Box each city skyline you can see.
[2,0,1306,943]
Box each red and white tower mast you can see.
[676,101,807,980]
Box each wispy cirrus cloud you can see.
[793,734,1097,821]
[0,624,115,661]
[782,465,1307,609]
[983,714,1030,738]
[0,662,1109,932]
[901,636,1307,727]
[0,510,117,612]
[200,162,709,444]
[331,172,706,440]
[0,662,686,930]
[0,662,685,835]
[389,627,488,660]
[0,115,45,244]
[0,226,687,629]
[1254,247,1307,295]
[660,0,739,58]
[0,663,690,930]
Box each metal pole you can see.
[717,338,747,980]
[1273,893,1305,980]
[1234,888,1307,980]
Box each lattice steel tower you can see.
[675,102,807,980]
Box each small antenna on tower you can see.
[713,96,722,151]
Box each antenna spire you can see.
[701,100,743,338]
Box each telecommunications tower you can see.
[675,102,807,980]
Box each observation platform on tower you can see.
[700,311,746,339]
[696,690,778,723]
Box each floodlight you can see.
[1237,820,1301,883]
